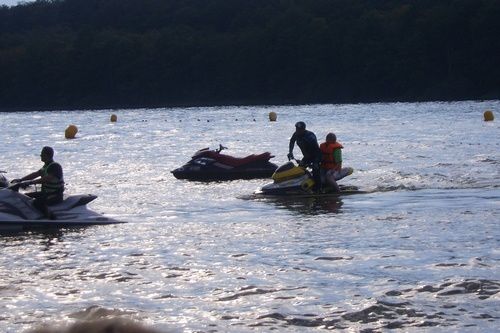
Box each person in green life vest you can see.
[12,146,64,219]
[319,133,353,192]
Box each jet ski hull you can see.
[172,162,278,181]
[255,161,362,197]
[172,146,278,181]
[255,184,364,197]
[0,188,124,232]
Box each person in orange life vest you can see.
[12,146,65,219]
[320,133,353,192]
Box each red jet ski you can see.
[172,145,278,181]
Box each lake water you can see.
[0,101,499,332]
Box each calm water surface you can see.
[0,101,499,332]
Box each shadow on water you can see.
[0,227,90,249]
[254,196,345,216]
[241,184,371,216]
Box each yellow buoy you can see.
[484,110,494,121]
[65,124,78,139]
[110,114,118,122]
[269,111,277,121]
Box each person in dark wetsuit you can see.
[13,146,64,219]
[288,121,322,192]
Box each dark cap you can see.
[295,121,306,130]
[41,146,54,158]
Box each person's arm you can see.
[333,148,342,169]
[288,133,297,159]
[13,170,42,183]
[34,174,57,185]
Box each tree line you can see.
[1,0,499,110]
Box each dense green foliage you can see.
[1,0,499,110]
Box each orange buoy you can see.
[484,110,494,121]
[65,125,78,139]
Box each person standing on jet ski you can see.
[288,121,322,192]
[12,146,64,219]
[320,133,353,192]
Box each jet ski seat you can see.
[202,151,274,167]
[50,194,98,211]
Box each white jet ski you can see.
[0,181,124,232]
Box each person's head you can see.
[326,132,337,143]
[40,146,54,163]
[295,121,306,135]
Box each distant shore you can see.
[1,0,499,113]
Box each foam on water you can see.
[0,101,499,332]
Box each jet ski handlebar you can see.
[215,144,228,153]
[7,180,34,192]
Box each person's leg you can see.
[326,170,340,192]
[311,158,322,192]
[320,169,327,184]
[43,193,63,219]
[301,156,321,192]
[26,192,46,215]
[32,193,51,218]
[30,192,61,219]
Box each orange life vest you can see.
[320,142,343,170]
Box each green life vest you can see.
[41,162,64,194]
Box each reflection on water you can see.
[253,196,344,216]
